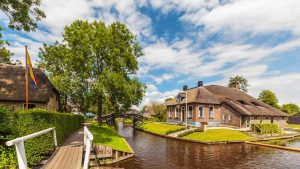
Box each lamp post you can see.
[185,90,188,129]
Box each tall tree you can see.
[258,90,279,108]
[0,27,13,63]
[0,0,46,32]
[39,20,145,121]
[282,103,299,116]
[228,75,249,93]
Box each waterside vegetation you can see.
[137,122,185,135]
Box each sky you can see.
[1,0,300,109]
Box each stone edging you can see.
[134,127,246,144]
[245,141,300,153]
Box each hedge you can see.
[0,107,84,167]
[177,128,204,137]
[251,123,281,134]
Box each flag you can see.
[26,47,38,89]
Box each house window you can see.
[168,108,172,118]
[222,115,226,120]
[228,115,231,120]
[282,116,285,120]
[198,106,204,118]
[254,116,257,119]
[188,106,193,118]
[209,106,214,118]
[175,108,178,118]
[23,103,36,110]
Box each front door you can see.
[181,110,185,122]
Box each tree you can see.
[228,75,249,93]
[39,20,145,122]
[143,103,167,121]
[165,97,173,102]
[0,27,13,63]
[0,0,46,31]
[258,90,279,108]
[282,103,299,116]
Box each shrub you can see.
[251,123,280,134]
[177,128,204,137]
[0,108,84,166]
[0,145,17,169]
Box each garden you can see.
[0,107,83,168]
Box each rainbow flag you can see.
[26,47,38,89]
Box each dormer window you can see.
[251,102,260,106]
[238,100,247,105]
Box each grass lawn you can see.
[137,122,185,135]
[89,123,133,153]
[124,118,133,124]
[286,124,300,132]
[183,129,254,142]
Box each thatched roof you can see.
[166,84,287,116]
[0,64,59,103]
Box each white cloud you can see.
[180,0,300,35]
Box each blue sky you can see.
[1,0,300,108]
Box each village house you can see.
[0,64,60,111]
[166,81,287,128]
[288,113,300,124]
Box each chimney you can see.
[198,81,203,87]
[229,82,240,90]
[183,85,188,91]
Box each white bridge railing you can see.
[6,127,57,169]
[83,126,94,169]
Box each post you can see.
[15,141,27,169]
[185,90,188,129]
[53,129,57,147]
[83,139,91,169]
[25,46,29,111]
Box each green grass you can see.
[183,129,254,142]
[137,122,185,135]
[286,124,300,129]
[124,118,133,124]
[89,123,133,153]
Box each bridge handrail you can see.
[83,126,94,169]
[6,127,57,169]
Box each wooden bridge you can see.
[102,113,148,126]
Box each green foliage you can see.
[0,0,46,31]
[177,128,203,137]
[0,27,13,64]
[258,90,279,108]
[38,20,145,118]
[0,145,17,169]
[228,75,249,93]
[143,103,167,122]
[89,123,133,153]
[0,108,83,166]
[251,123,281,134]
[164,97,173,102]
[282,103,299,116]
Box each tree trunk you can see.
[97,95,103,122]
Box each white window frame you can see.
[209,106,214,118]
[228,114,232,120]
[198,106,204,118]
[175,108,178,118]
[222,115,226,120]
[188,106,193,118]
[168,107,172,118]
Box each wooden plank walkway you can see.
[42,127,84,169]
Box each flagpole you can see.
[25,46,29,111]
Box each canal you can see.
[115,122,300,169]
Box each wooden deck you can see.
[42,127,84,169]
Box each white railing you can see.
[83,126,94,169]
[6,127,57,169]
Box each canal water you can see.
[115,122,300,169]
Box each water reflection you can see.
[115,122,300,169]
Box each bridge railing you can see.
[6,127,57,169]
[83,126,94,169]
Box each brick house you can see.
[0,64,60,111]
[166,81,287,128]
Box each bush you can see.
[177,128,204,137]
[251,123,280,134]
[0,108,84,166]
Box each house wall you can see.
[250,116,286,128]
[167,104,222,127]
[220,104,241,127]
[0,92,59,111]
